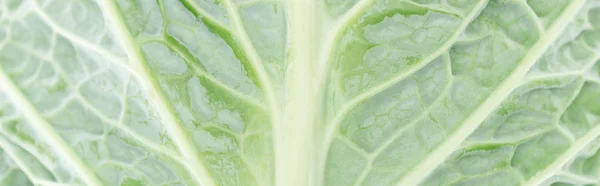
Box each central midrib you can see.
[277,1,317,186]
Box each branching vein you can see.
[396,0,587,184]
[0,67,102,186]
[522,123,600,186]
[96,1,216,185]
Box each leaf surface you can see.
[0,0,599,185]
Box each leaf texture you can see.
[0,0,599,186]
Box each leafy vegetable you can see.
[0,0,599,185]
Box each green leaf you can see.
[0,0,599,185]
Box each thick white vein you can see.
[396,0,588,185]
[281,0,317,181]
[0,68,102,186]
[96,1,216,186]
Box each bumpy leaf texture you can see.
[0,0,599,185]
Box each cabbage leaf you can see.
[0,0,600,185]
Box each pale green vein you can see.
[396,0,587,185]
[237,151,262,186]
[153,0,266,110]
[336,135,369,157]
[321,0,486,174]
[320,1,489,170]
[0,127,62,181]
[117,75,130,122]
[14,41,186,160]
[557,171,599,184]
[314,0,380,181]
[0,135,38,184]
[353,76,453,184]
[202,124,240,138]
[524,53,600,85]
[96,1,216,186]
[557,124,577,143]
[523,61,599,185]
[354,162,372,186]
[218,0,277,119]
[333,135,371,186]
[334,0,489,120]
[201,124,262,186]
[522,123,600,186]
[461,127,555,148]
[75,93,183,158]
[0,67,102,186]
[525,72,584,84]
[317,1,487,184]
[369,80,453,157]
[403,0,462,17]
[219,0,282,184]
[341,59,454,186]
[518,0,545,32]
[30,3,133,74]
[553,78,587,143]
[161,37,267,110]
[177,0,229,31]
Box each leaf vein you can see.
[0,66,102,186]
[395,0,588,184]
[96,1,216,185]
